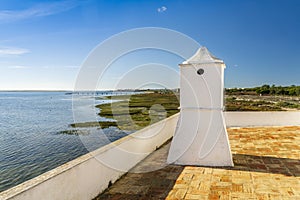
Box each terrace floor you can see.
[95,126,300,200]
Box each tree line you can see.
[226,85,300,96]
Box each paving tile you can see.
[184,193,205,199]
[95,126,300,200]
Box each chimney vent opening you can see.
[197,68,204,75]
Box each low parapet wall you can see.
[225,111,300,127]
[1,111,300,200]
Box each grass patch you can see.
[70,92,180,132]
[70,121,118,129]
[96,92,180,131]
[276,101,300,109]
[58,129,90,135]
[225,98,283,111]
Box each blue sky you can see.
[0,0,299,90]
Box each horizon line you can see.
[0,84,299,92]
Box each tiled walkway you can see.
[95,126,300,200]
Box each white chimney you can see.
[167,47,233,166]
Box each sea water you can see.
[0,92,131,192]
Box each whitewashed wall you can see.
[225,111,300,127]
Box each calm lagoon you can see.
[0,92,131,192]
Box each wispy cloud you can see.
[8,65,30,69]
[0,47,30,55]
[0,1,78,23]
[157,6,167,13]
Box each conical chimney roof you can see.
[182,46,224,65]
